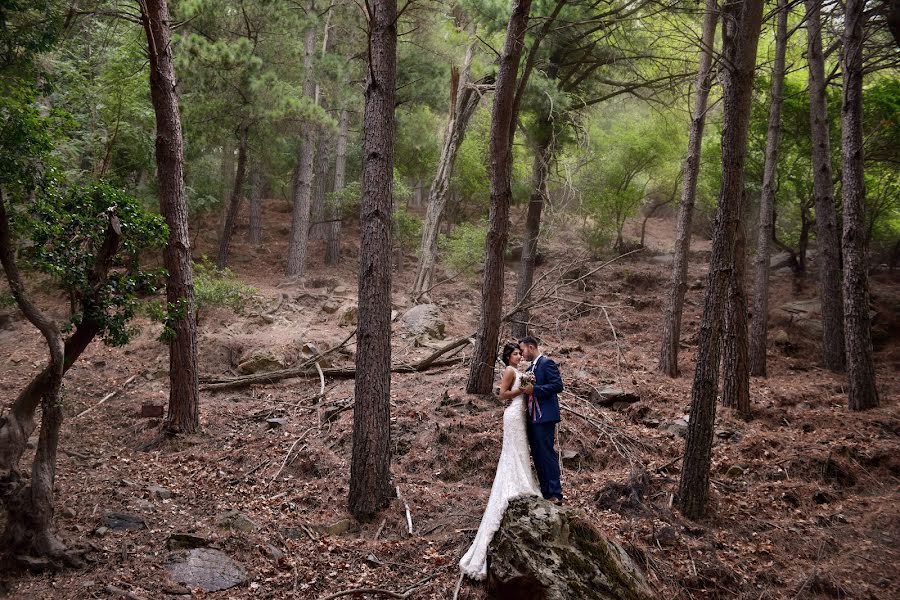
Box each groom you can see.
[518,336,564,505]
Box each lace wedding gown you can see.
[459,371,541,580]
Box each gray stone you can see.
[265,544,284,561]
[167,532,211,550]
[266,417,288,429]
[332,286,351,297]
[590,386,640,407]
[216,510,259,533]
[102,512,146,530]
[399,304,445,339]
[166,548,247,592]
[339,305,358,327]
[487,497,653,600]
[725,465,744,478]
[664,415,690,437]
[322,301,341,314]
[237,353,285,375]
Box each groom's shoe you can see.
[550,496,563,506]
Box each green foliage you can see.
[393,206,422,253]
[439,222,487,277]
[192,257,257,316]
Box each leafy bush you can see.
[439,222,487,277]
[192,257,258,317]
[394,206,422,253]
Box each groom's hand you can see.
[521,384,534,395]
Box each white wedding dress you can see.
[459,371,541,580]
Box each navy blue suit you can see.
[526,355,563,499]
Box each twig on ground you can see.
[600,305,624,373]
[396,485,414,535]
[268,426,314,486]
[451,572,464,600]
[374,517,387,541]
[75,372,140,419]
[560,394,646,460]
[315,361,325,428]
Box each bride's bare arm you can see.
[498,367,517,400]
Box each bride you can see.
[459,342,541,580]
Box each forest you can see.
[0,0,898,598]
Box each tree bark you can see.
[659,0,719,377]
[806,0,845,372]
[510,123,553,339]
[749,0,788,377]
[216,121,250,269]
[311,128,332,241]
[349,0,397,521]
[247,161,262,246]
[466,0,533,395]
[676,0,763,520]
[723,197,751,418]
[286,19,318,277]
[326,108,348,265]
[412,43,482,295]
[840,0,879,411]
[141,0,200,435]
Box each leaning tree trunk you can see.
[247,161,262,246]
[722,197,751,418]
[326,107,348,265]
[412,42,482,296]
[806,0,845,372]
[840,0,879,411]
[216,122,250,269]
[659,0,719,377]
[466,0,533,395]
[142,0,200,435]
[749,0,788,377]
[510,125,553,339]
[286,20,318,278]
[676,0,763,521]
[349,0,397,521]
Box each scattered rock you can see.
[160,581,191,595]
[773,329,791,345]
[664,415,690,437]
[264,544,284,561]
[561,449,580,467]
[724,465,744,478]
[332,286,351,297]
[147,485,174,500]
[102,512,146,530]
[166,548,247,593]
[216,510,259,533]
[266,417,288,429]
[399,304,445,339]
[280,527,303,540]
[322,518,355,536]
[94,526,109,537]
[339,305,358,327]
[59,506,76,519]
[653,525,679,547]
[770,468,787,481]
[237,353,285,375]
[589,386,640,407]
[689,279,704,290]
[167,532,211,550]
[322,300,341,314]
[488,497,653,600]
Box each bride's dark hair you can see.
[500,341,519,366]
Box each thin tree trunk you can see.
[840,0,879,411]
[141,0,200,435]
[750,0,788,377]
[311,132,331,241]
[511,125,553,339]
[659,0,719,377]
[326,108,348,265]
[247,161,262,246]
[216,122,250,269]
[413,42,482,295]
[286,19,318,277]
[806,0,845,372]
[466,0,533,395]
[723,196,751,418]
[349,0,397,521]
[676,0,763,520]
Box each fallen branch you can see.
[268,426,315,486]
[75,372,140,419]
[315,362,325,429]
[396,485,414,535]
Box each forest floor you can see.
[1,200,898,600]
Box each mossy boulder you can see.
[487,497,653,600]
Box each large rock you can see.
[237,352,285,375]
[166,548,247,592]
[487,497,653,600]
[399,304,445,339]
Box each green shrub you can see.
[439,222,487,278]
[192,257,258,317]
[394,206,422,253]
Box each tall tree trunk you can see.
[840,0,879,411]
[310,132,331,241]
[510,124,553,339]
[349,0,397,521]
[326,108,348,265]
[466,0,533,395]
[806,0,845,372]
[216,122,250,269]
[749,0,788,377]
[247,161,262,246]
[286,19,318,277]
[676,0,763,520]
[723,196,751,418]
[659,0,719,377]
[142,0,200,435]
[413,42,481,296]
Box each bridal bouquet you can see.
[521,372,536,387]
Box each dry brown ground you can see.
[1,201,898,600]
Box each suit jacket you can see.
[528,356,563,424]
